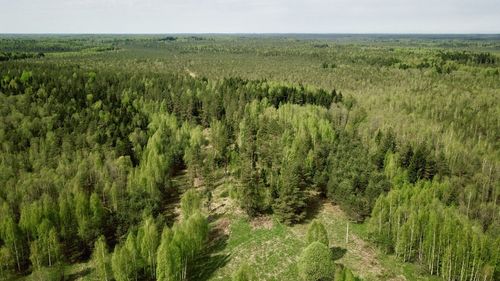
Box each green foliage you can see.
[92,235,111,281]
[273,156,307,224]
[180,189,203,219]
[130,113,181,198]
[0,35,498,281]
[327,134,389,220]
[111,244,134,281]
[184,126,204,186]
[137,215,159,279]
[26,264,64,281]
[297,241,335,281]
[306,220,329,246]
[156,212,210,281]
[334,266,362,281]
[210,120,230,169]
[368,180,498,280]
[19,70,33,84]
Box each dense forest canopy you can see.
[0,34,498,281]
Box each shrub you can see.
[297,242,334,281]
[306,219,329,246]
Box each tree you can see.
[180,189,202,220]
[28,220,61,269]
[111,244,133,281]
[0,246,14,277]
[124,231,141,281]
[92,235,111,281]
[137,216,159,280]
[58,192,77,244]
[131,113,180,199]
[273,157,306,224]
[156,212,209,281]
[90,192,105,236]
[297,242,335,281]
[238,106,264,216]
[184,126,204,186]
[210,120,229,171]
[75,191,92,245]
[239,158,263,217]
[306,220,329,246]
[156,226,177,281]
[0,202,25,272]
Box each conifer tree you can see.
[273,157,306,224]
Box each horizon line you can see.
[1,32,500,35]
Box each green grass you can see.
[208,218,305,281]
[206,195,442,281]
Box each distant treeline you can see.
[438,50,497,64]
[0,52,45,61]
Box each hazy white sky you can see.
[1,0,499,33]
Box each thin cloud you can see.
[0,0,498,33]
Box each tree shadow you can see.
[207,212,224,223]
[190,227,231,281]
[330,246,347,261]
[303,193,325,223]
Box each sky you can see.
[1,0,499,34]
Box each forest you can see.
[0,34,498,281]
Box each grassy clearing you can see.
[208,218,304,281]
[206,190,441,281]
